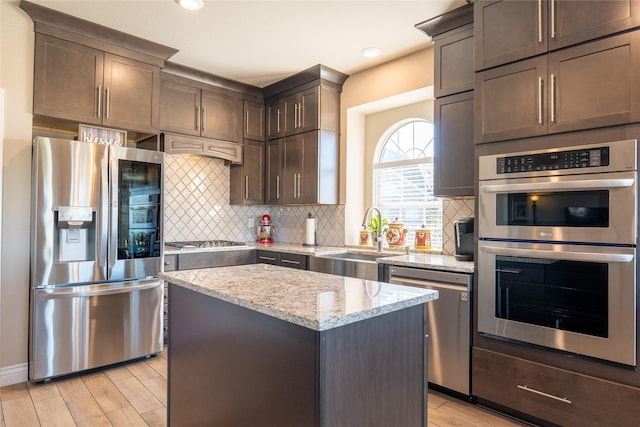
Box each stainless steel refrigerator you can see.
[30,137,165,382]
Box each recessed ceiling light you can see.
[176,0,204,11]
[361,47,382,58]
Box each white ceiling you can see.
[28,0,466,87]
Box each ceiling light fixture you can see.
[361,47,382,58]
[176,0,204,11]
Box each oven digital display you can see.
[497,147,610,174]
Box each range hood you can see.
[160,132,243,163]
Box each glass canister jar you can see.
[386,218,407,246]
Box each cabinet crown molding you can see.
[263,64,348,99]
[416,3,473,38]
[20,0,178,66]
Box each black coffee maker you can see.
[454,217,474,261]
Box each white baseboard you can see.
[0,363,28,387]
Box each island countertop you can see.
[161,264,438,331]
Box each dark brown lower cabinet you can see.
[473,347,640,426]
[169,284,427,427]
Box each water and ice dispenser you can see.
[56,206,95,262]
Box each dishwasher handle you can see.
[390,276,466,292]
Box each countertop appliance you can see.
[30,137,165,381]
[388,265,472,396]
[454,217,474,261]
[477,139,637,366]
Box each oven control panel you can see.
[497,147,610,174]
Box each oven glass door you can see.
[478,171,637,244]
[477,240,636,366]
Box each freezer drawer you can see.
[30,279,163,381]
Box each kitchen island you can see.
[162,264,438,427]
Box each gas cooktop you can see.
[165,240,247,249]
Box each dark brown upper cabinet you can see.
[230,139,265,205]
[434,92,474,197]
[267,85,339,141]
[34,34,161,134]
[266,131,338,205]
[244,101,265,141]
[475,0,640,71]
[475,30,640,143]
[434,24,475,98]
[160,74,243,143]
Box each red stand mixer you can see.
[257,214,275,245]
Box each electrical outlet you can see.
[248,218,254,228]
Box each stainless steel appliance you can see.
[454,217,474,261]
[388,266,472,396]
[30,137,165,381]
[477,140,637,366]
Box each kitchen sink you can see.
[308,252,383,280]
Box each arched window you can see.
[373,119,442,246]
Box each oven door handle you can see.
[480,178,634,193]
[481,245,634,263]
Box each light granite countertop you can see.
[161,264,438,331]
[164,242,474,272]
[377,253,475,274]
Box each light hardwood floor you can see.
[1,348,526,427]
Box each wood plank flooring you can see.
[1,348,527,426]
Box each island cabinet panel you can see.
[229,139,265,205]
[34,34,160,133]
[168,284,428,427]
[473,347,640,426]
[169,285,319,427]
[320,305,427,426]
[474,0,640,71]
[434,91,474,197]
[176,250,255,270]
[475,30,640,143]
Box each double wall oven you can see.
[478,140,637,366]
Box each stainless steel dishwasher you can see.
[387,265,472,396]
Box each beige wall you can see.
[0,0,34,382]
[339,48,435,244]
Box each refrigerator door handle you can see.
[38,279,162,300]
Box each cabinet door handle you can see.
[293,173,298,198]
[538,76,544,125]
[245,176,249,199]
[97,85,102,118]
[246,110,250,133]
[276,175,281,199]
[277,109,281,132]
[297,173,302,198]
[202,106,207,131]
[550,73,556,123]
[105,87,110,119]
[294,103,299,128]
[259,256,277,261]
[537,0,543,43]
[298,102,303,128]
[196,106,201,130]
[550,0,556,40]
[517,385,572,404]
[281,259,301,265]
